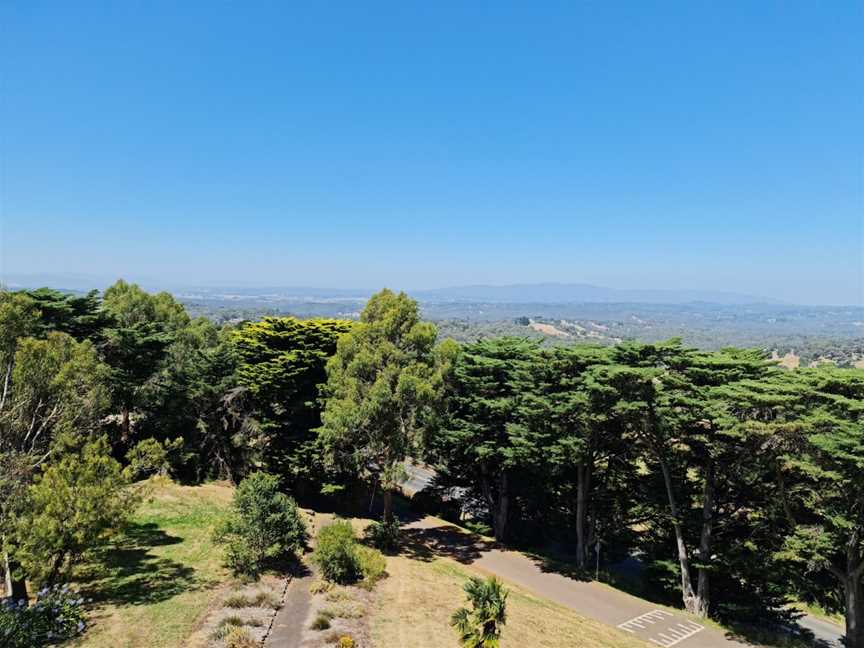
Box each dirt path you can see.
[404,516,743,648]
[265,570,314,648]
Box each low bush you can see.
[224,626,257,648]
[213,471,308,577]
[310,613,332,630]
[309,579,333,595]
[211,615,245,639]
[356,545,386,588]
[363,518,401,552]
[312,521,361,584]
[338,636,356,648]
[223,589,281,610]
[0,585,86,647]
[311,520,387,589]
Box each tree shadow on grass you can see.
[76,522,206,607]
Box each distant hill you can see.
[412,283,780,305]
[0,275,780,305]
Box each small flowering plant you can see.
[0,584,87,647]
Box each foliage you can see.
[125,437,185,480]
[233,316,352,489]
[213,471,307,576]
[433,337,540,542]
[0,584,87,647]
[312,520,361,584]
[10,435,139,586]
[318,289,442,522]
[310,613,331,630]
[355,545,387,588]
[223,625,257,648]
[450,576,508,648]
[363,518,401,553]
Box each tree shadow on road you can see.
[398,523,498,565]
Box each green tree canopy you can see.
[318,289,440,521]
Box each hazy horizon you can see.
[2,3,862,306]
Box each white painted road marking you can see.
[618,610,674,632]
[618,610,704,647]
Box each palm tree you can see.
[450,576,509,648]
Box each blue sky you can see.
[1,2,861,305]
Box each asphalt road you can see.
[404,515,846,648]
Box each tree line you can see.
[0,283,861,647]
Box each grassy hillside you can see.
[70,479,233,648]
[370,543,649,648]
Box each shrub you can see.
[125,437,185,480]
[0,585,86,647]
[12,436,139,586]
[224,626,257,648]
[223,590,279,609]
[363,519,400,552]
[356,545,386,589]
[224,593,252,609]
[213,471,308,576]
[310,613,331,630]
[251,590,281,609]
[311,521,361,584]
[338,636,356,648]
[309,579,333,594]
[451,576,508,648]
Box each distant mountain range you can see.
[411,283,781,305]
[2,273,780,306]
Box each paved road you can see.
[401,461,436,496]
[798,614,845,647]
[406,516,743,647]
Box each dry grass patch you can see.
[370,553,650,648]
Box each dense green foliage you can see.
[450,576,508,648]
[1,282,862,646]
[213,471,307,576]
[312,520,362,584]
[233,316,352,489]
[12,435,139,587]
[318,289,443,521]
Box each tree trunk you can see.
[3,551,27,602]
[121,407,131,443]
[845,571,863,648]
[493,471,509,543]
[382,489,393,524]
[575,460,592,570]
[694,460,715,618]
[658,453,699,614]
[479,464,508,543]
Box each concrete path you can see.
[265,570,313,648]
[405,516,745,648]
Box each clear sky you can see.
[1,2,861,305]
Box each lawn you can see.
[69,478,234,648]
[370,550,651,648]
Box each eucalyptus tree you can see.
[318,290,440,522]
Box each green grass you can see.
[70,478,233,648]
